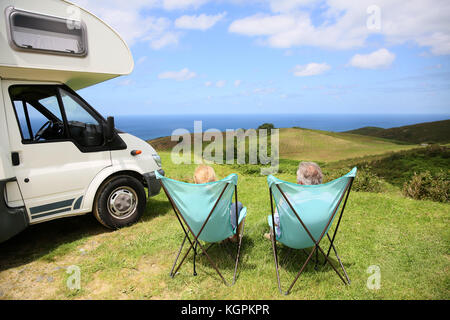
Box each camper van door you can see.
[2,80,112,222]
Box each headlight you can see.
[152,154,162,167]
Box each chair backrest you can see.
[268,167,357,249]
[156,171,237,243]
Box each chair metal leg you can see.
[326,234,350,284]
[193,241,198,276]
[232,217,246,285]
[270,229,283,295]
[171,234,188,277]
[314,248,319,271]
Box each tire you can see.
[93,175,147,229]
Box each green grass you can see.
[326,145,450,188]
[150,127,418,163]
[346,119,450,144]
[0,150,448,300]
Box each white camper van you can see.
[0,0,164,243]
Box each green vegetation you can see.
[151,127,417,163]
[403,171,449,203]
[257,123,275,131]
[0,122,448,300]
[346,119,450,144]
[342,145,450,189]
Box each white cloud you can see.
[136,56,147,64]
[228,0,450,55]
[147,30,181,50]
[229,14,298,36]
[175,12,226,30]
[292,63,331,76]
[234,80,242,87]
[205,81,213,87]
[163,0,210,10]
[253,87,276,94]
[119,78,133,86]
[216,80,226,87]
[158,68,197,81]
[71,0,181,50]
[269,0,319,13]
[416,32,450,56]
[348,48,395,69]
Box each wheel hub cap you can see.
[108,187,138,219]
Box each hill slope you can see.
[149,127,417,163]
[345,119,450,144]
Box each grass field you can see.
[0,149,448,300]
[150,128,417,163]
[278,128,416,162]
[346,119,450,144]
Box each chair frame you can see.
[269,177,354,295]
[159,180,245,286]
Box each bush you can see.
[257,123,275,131]
[402,171,449,202]
[324,166,385,193]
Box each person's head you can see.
[194,165,217,184]
[296,162,323,185]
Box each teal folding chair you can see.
[267,167,357,295]
[155,171,247,286]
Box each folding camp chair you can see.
[267,168,357,295]
[155,171,247,286]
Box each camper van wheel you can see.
[94,175,147,229]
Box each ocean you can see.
[113,114,450,141]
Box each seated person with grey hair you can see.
[264,161,324,240]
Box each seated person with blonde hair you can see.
[264,161,323,240]
[194,165,244,243]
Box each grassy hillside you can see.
[344,145,450,187]
[149,127,417,163]
[346,119,450,144]
[1,124,448,300]
[0,150,448,300]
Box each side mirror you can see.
[104,116,115,142]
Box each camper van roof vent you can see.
[6,7,88,57]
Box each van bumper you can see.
[144,169,164,197]
[0,178,29,243]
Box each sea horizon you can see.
[113,113,450,141]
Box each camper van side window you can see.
[12,101,32,140]
[7,8,87,56]
[9,85,67,143]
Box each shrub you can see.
[402,171,449,203]
[323,166,385,193]
[258,123,275,131]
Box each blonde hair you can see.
[194,165,217,184]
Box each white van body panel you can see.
[81,134,161,214]
[111,134,159,174]
[0,0,163,242]
[0,79,14,181]
[0,77,23,208]
[2,79,112,223]
[0,0,134,90]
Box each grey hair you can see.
[296,162,323,185]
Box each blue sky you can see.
[73,0,450,116]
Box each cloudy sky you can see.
[72,0,450,115]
